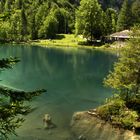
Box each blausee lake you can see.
[0,45,117,140]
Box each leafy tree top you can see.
[104,25,140,100]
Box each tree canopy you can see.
[75,0,104,41]
[104,26,140,101]
[0,0,139,42]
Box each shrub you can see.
[120,110,138,129]
[104,43,110,48]
[97,98,125,120]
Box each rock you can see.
[71,111,140,140]
[43,114,56,129]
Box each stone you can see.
[71,111,140,140]
[43,114,55,129]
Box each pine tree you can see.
[0,57,46,139]
[105,8,117,34]
[30,14,37,40]
[21,7,27,38]
[39,15,58,39]
[116,0,131,31]
[131,0,140,25]
[104,26,140,101]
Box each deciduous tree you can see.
[75,0,104,41]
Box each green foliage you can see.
[0,57,46,139]
[116,0,131,31]
[97,96,139,129]
[39,11,58,39]
[0,0,139,42]
[131,0,140,25]
[4,0,12,12]
[101,25,140,129]
[126,98,140,113]
[104,43,110,48]
[10,10,22,41]
[0,0,75,41]
[15,0,22,9]
[75,0,104,40]
[104,8,117,34]
[0,57,20,69]
[21,7,27,38]
[120,110,138,129]
[0,21,11,41]
[97,97,126,119]
[104,26,140,100]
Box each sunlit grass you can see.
[30,34,96,48]
[29,34,121,54]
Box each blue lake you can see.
[0,45,117,140]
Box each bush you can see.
[97,98,126,120]
[126,98,140,112]
[104,43,110,48]
[120,110,138,129]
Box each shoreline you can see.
[71,111,140,140]
[0,40,121,55]
[0,34,125,54]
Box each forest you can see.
[0,0,139,42]
[0,0,140,139]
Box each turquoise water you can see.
[0,45,117,140]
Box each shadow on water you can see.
[0,44,117,140]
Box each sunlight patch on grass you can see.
[30,34,94,48]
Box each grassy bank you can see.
[29,34,99,49]
[0,34,123,54]
[29,34,124,53]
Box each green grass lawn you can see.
[29,34,121,54]
[30,34,96,48]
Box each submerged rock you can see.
[70,111,140,140]
[43,114,56,129]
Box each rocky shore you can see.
[70,111,140,140]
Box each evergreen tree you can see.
[10,10,21,41]
[0,57,46,139]
[53,8,69,34]
[131,0,140,25]
[30,14,37,40]
[104,26,140,101]
[21,7,27,38]
[35,3,49,37]
[105,8,117,34]
[0,21,11,41]
[39,13,58,39]
[116,0,131,31]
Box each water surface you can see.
[0,45,117,140]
